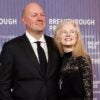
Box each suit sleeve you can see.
[77,56,93,100]
[0,43,14,100]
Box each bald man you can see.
[0,2,60,100]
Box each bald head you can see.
[22,2,46,38]
[22,2,44,18]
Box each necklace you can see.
[59,56,79,90]
[58,56,73,90]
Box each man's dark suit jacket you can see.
[0,34,60,100]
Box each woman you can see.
[54,20,93,100]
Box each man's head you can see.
[22,2,46,35]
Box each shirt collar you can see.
[26,31,46,43]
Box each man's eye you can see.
[41,14,45,16]
[71,31,74,33]
[31,14,37,17]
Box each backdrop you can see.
[0,0,100,99]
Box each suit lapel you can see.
[45,36,54,76]
[20,35,57,78]
[20,34,43,76]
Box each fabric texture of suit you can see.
[0,34,60,100]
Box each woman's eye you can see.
[70,31,75,34]
[62,31,67,33]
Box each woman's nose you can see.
[65,32,70,36]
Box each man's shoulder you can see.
[44,35,53,39]
[44,35,54,43]
[3,34,26,48]
[5,34,25,44]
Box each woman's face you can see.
[60,24,77,47]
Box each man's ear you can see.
[22,17,26,25]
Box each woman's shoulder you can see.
[75,55,91,66]
[75,55,91,61]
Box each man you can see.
[0,2,60,100]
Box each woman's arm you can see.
[77,56,93,100]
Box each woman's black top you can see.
[59,52,93,100]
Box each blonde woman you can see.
[54,20,93,100]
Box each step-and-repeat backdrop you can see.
[0,0,100,99]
